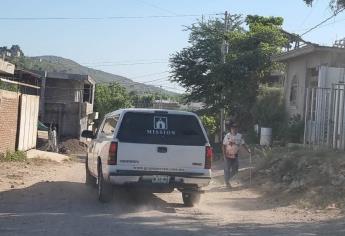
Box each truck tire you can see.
[97,164,113,203]
[182,191,201,207]
[85,156,96,187]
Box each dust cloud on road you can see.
[0,158,344,236]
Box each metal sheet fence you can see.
[17,94,39,151]
[304,84,345,149]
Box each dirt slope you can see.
[253,147,345,209]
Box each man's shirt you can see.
[223,132,244,146]
[223,132,245,158]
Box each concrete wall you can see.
[42,77,95,138]
[284,51,345,118]
[44,102,80,138]
[44,102,92,138]
[45,78,83,103]
[0,59,15,74]
[0,90,19,154]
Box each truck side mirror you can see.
[81,130,95,139]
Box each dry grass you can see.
[252,147,345,210]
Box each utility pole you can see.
[159,85,163,109]
[220,11,229,141]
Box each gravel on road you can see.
[0,159,344,236]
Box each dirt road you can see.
[0,158,344,236]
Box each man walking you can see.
[222,123,250,188]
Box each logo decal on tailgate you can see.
[154,116,168,130]
[146,116,176,135]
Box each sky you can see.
[1,0,344,93]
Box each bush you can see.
[0,150,27,162]
[252,86,287,141]
[0,80,18,92]
[244,128,260,145]
[285,114,304,143]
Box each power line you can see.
[133,0,178,16]
[301,8,345,36]
[131,71,169,79]
[0,13,222,21]
[86,61,168,67]
[140,77,170,83]
[310,16,345,30]
[82,59,169,65]
[299,0,317,28]
[159,85,185,92]
[143,81,185,91]
[96,77,184,92]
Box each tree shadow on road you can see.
[0,181,344,236]
[0,181,183,215]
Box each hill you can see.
[10,55,176,96]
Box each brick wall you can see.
[0,90,19,154]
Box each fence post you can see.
[334,85,341,149]
[304,88,309,147]
[339,85,345,150]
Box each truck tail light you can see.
[108,142,118,165]
[205,146,213,169]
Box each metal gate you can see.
[304,84,345,149]
[17,94,39,151]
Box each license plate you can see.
[152,175,170,184]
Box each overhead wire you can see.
[95,76,184,92]
[141,76,170,83]
[308,15,345,30]
[130,71,169,79]
[0,13,222,21]
[1,8,210,94]
[300,7,345,36]
[81,59,169,65]
[85,61,168,67]
[133,0,178,16]
[158,85,185,92]
[143,80,185,92]
[299,0,318,28]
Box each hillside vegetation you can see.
[10,55,175,96]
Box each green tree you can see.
[170,15,243,108]
[200,115,217,135]
[94,82,132,118]
[170,15,288,125]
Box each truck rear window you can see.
[117,112,207,146]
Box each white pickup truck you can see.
[82,108,212,206]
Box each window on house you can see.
[290,76,298,106]
[83,84,93,103]
[310,67,319,77]
[307,67,318,88]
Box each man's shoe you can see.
[225,183,232,189]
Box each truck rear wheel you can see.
[85,156,96,187]
[97,164,113,203]
[182,192,201,207]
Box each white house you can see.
[275,43,345,149]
